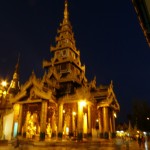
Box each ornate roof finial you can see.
[110,80,113,88]
[12,53,20,80]
[14,53,20,74]
[64,0,69,21]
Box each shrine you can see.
[0,0,120,141]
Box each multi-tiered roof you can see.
[43,0,87,96]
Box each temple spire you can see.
[7,54,20,97]
[63,0,69,22]
[13,53,20,79]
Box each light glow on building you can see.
[79,100,86,107]
[1,80,7,87]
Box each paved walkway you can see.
[0,138,150,150]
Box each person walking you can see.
[138,136,142,148]
[141,136,145,148]
[14,136,19,148]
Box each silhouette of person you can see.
[138,136,142,148]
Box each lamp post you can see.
[0,80,8,139]
[0,80,8,104]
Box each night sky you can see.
[0,0,150,122]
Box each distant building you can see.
[132,0,150,47]
[0,0,120,141]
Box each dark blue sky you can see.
[0,0,150,122]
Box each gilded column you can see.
[98,108,103,133]
[112,110,115,132]
[69,111,73,135]
[51,111,56,137]
[17,104,23,135]
[102,107,109,136]
[58,103,63,137]
[72,109,76,135]
[87,105,91,135]
[40,101,47,140]
[77,102,83,140]
[109,115,112,139]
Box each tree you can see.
[132,99,150,131]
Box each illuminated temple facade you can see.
[0,1,120,141]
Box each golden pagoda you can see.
[0,0,120,141]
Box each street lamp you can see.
[1,80,7,87]
[114,112,117,118]
[0,80,8,100]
